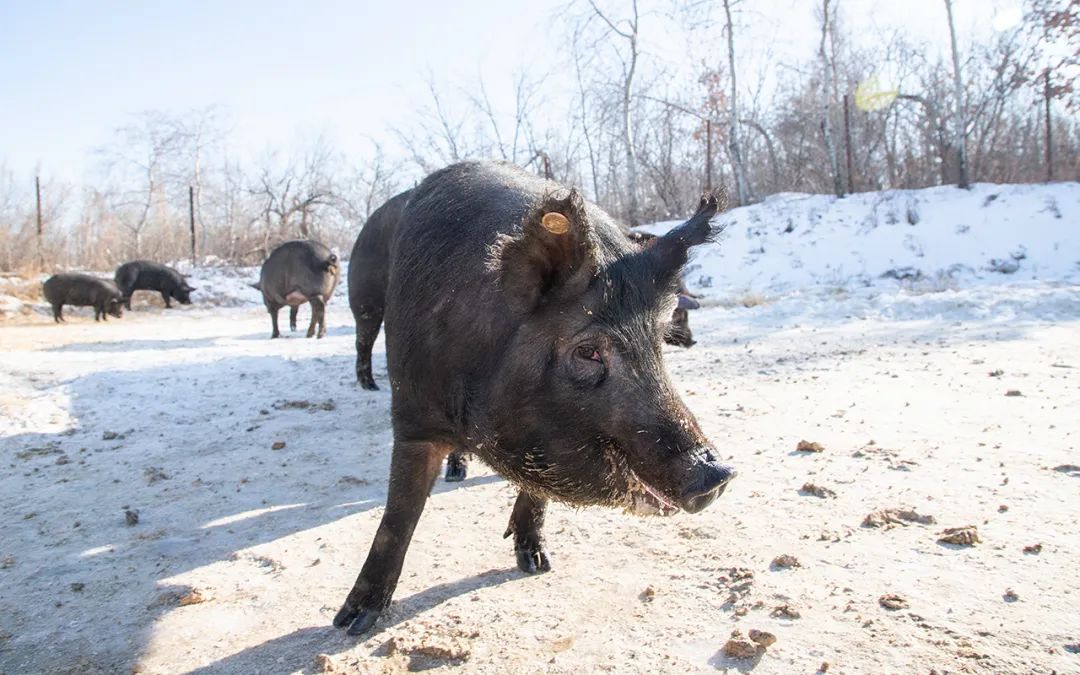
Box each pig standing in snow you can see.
[42,273,125,323]
[253,240,339,339]
[113,260,196,310]
[334,161,735,635]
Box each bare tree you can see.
[944,0,971,188]
[250,139,341,255]
[722,0,752,205]
[820,0,845,197]
[97,111,184,257]
[587,0,642,225]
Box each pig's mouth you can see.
[624,468,680,517]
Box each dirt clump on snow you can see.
[862,507,936,528]
[879,594,908,610]
[800,482,837,498]
[938,526,981,546]
[771,554,801,569]
[796,440,825,453]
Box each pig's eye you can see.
[574,345,603,364]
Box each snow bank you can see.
[637,182,1080,301]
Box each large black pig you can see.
[253,240,339,339]
[114,260,196,310]
[334,161,735,636]
[42,273,125,323]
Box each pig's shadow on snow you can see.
[188,568,523,674]
[0,346,488,674]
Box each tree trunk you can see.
[722,0,752,205]
[820,0,845,197]
[944,0,970,189]
[622,26,640,225]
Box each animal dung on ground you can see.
[313,653,338,673]
[1004,389,1023,397]
[800,482,837,498]
[938,525,981,546]
[879,594,908,610]
[722,630,762,659]
[862,508,936,528]
[796,440,825,453]
[124,509,139,526]
[1022,543,1042,554]
[143,467,169,484]
[771,554,801,569]
[178,589,207,606]
[1002,588,1019,602]
[771,603,801,619]
[748,629,777,648]
[271,441,286,450]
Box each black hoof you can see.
[334,602,382,635]
[515,548,551,574]
[332,603,357,628]
[358,377,379,391]
[444,462,467,483]
[347,609,380,635]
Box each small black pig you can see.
[334,161,735,636]
[253,240,339,339]
[114,260,196,310]
[43,273,124,323]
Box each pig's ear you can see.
[493,188,596,313]
[647,188,727,285]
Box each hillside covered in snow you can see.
[2,181,1078,322]
[638,182,1080,298]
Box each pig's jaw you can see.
[624,467,680,517]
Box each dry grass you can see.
[0,275,45,303]
[716,291,770,309]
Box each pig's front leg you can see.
[334,440,446,636]
[504,490,551,574]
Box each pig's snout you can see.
[678,458,735,514]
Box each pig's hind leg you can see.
[307,296,326,338]
[289,305,299,332]
[334,440,447,635]
[504,490,551,574]
[267,302,282,338]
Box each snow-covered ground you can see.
[1,182,1078,673]
[640,181,1080,300]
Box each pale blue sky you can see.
[1,0,1023,183]
[0,0,567,179]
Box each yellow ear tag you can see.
[541,212,570,234]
